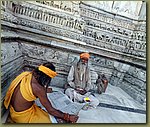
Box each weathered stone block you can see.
[50,75,67,88]
[121,64,130,71]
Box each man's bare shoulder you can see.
[31,76,45,97]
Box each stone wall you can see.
[1,1,146,115]
[109,63,146,104]
[1,25,24,115]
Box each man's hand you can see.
[46,88,53,93]
[64,113,79,123]
[75,88,87,95]
[69,115,79,123]
[103,79,108,85]
[80,89,87,95]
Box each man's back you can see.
[5,63,79,123]
[10,83,34,112]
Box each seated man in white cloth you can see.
[65,53,99,109]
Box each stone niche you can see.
[1,1,146,116]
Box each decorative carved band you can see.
[83,28,146,52]
[12,3,84,32]
[2,12,146,58]
[84,18,146,41]
[35,1,80,15]
[80,6,136,30]
[1,1,146,59]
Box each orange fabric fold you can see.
[10,104,51,123]
[20,73,36,102]
[4,71,52,123]
[4,72,35,109]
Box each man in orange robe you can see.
[4,62,78,123]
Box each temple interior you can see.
[1,1,146,123]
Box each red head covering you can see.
[80,53,90,59]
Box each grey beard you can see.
[79,62,87,72]
[81,61,87,65]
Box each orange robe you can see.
[4,72,52,123]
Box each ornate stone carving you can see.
[84,17,146,44]
[131,31,146,41]
[2,11,18,24]
[82,1,143,19]
[12,3,84,32]
[83,27,146,57]
[91,55,114,68]
[1,1,14,11]
[2,11,146,59]
[84,18,133,37]
[113,1,142,16]
[20,43,71,64]
[80,6,136,30]
[1,1,146,59]
[35,1,80,15]
[1,42,22,65]
[82,1,113,11]
[1,1,146,62]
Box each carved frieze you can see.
[2,1,146,61]
[2,11,146,59]
[1,42,22,65]
[84,19,132,37]
[17,17,84,42]
[83,28,146,57]
[21,43,57,60]
[80,6,136,30]
[84,18,146,41]
[82,1,143,20]
[112,1,142,17]
[35,1,80,15]
[131,31,146,41]
[127,66,146,81]
[1,11,19,24]
[20,43,70,64]
[12,2,84,32]
[90,55,114,68]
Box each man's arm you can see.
[32,83,78,122]
[34,84,64,118]
[67,66,76,89]
[46,87,52,93]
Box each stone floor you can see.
[77,106,146,123]
[51,84,146,123]
[95,84,146,110]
